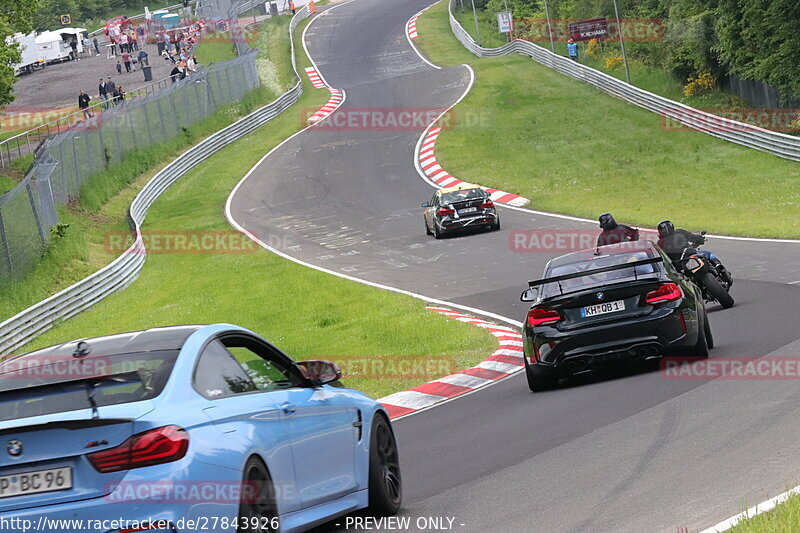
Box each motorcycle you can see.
[676,231,734,309]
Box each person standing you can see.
[93,36,100,56]
[137,48,149,66]
[121,51,131,73]
[98,78,109,109]
[69,39,79,61]
[289,0,296,14]
[116,60,123,75]
[567,38,579,62]
[78,90,92,118]
[106,76,116,105]
[119,32,128,53]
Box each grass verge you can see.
[417,1,800,238]
[11,15,497,399]
[727,493,800,533]
[453,10,741,111]
[0,16,294,319]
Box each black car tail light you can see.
[527,308,561,327]
[88,425,188,473]
[646,283,682,305]
[438,207,454,215]
[479,200,494,209]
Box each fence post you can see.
[0,209,12,275]
[25,182,47,244]
[70,138,81,199]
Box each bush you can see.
[604,55,624,71]
[682,71,716,97]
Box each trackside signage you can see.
[568,18,609,41]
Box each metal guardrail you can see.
[448,0,800,162]
[0,5,312,355]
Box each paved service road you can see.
[229,1,800,531]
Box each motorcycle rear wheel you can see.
[702,273,734,309]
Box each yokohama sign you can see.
[568,18,609,41]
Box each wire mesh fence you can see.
[0,46,259,280]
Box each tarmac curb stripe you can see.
[378,306,525,419]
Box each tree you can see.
[715,0,800,102]
[0,0,41,106]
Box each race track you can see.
[228,1,800,530]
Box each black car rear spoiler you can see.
[528,257,663,292]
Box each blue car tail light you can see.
[88,425,189,473]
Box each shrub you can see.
[683,71,716,97]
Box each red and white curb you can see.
[418,127,530,206]
[378,306,524,419]
[308,88,344,124]
[304,66,326,89]
[406,14,420,39]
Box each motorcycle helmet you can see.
[657,220,674,238]
[598,213,617,230]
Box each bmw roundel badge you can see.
[596,292,605,301]
[7,440,22,457]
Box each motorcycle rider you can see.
[597,213,640,247]
[657,220,732,284]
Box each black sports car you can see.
[520,242,712,391]
[422,184,500,239]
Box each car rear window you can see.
[543,250,661,296]
[0,350,179,422]
[440,189,486,204]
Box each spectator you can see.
[69,39,79,61]
[130,31,139,52]
[106,76,116,104]
[110,36,117,56]
[93,36,100,56]
[121,51,131,73]
[113,85,125,104]
[82,36,91,57]
[138,48,149,66]
[567,39,579,62]
[162,48,175,63]
[120,32,129,53]
[290,0,295,14]
[78,90,92,118]
[116,60,122,75]
[170,64,181,83]
[98,78,109,109]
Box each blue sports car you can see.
[0,324,402,533]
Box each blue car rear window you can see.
[0,350,179,422]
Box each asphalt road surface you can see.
[229,1,800,531]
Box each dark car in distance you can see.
[520,242,713,391]
[422,184,500,239]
